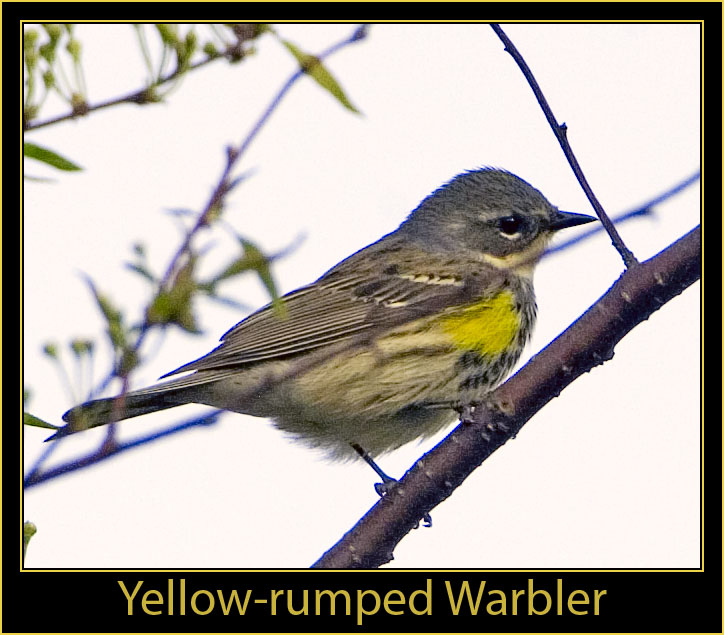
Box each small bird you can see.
[58,168,595,477]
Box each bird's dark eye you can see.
[497,215,524,236]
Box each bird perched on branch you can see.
[56,168,595,482]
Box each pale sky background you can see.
[23,23,701,569]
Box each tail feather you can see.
[49,368,242,442]
[48,390,185,441]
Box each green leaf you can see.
[155,23,179,45]
[24,413,60,430]
[42,342,59,359]
[206,238,286,318]
[70,339,94,357]
[24,522,37,559]
[146,258,200,333]
[83,276,129,352]
[24,142,83,171]
[239,239,286,318]
[281,40,360,114]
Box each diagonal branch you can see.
[155,24,368,318]
[490,23,638,269]
[24,412,221,488]
[24,27,253,132]
[547,169,700,255]
[313,226,700,568]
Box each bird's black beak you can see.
[549,210,598,231]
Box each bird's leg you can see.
[350,442,432,528]
[351,442,397,495]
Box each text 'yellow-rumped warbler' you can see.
[58,168,595,468]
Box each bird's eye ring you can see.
[497,215,524,238]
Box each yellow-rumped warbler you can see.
[58,168,595,470]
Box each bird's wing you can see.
[163,243,505,376]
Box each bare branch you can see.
[24,412,220,488]
[548,170,700,255]
[490,24,639,269]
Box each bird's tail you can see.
[48,388,187,441]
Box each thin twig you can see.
[156,24,368,293]
[547,169,700,255]
[25,56,216,131]
[23,27,259,133]
[490,24,639,269]
[24,412,221,488]
[110,24,365,357]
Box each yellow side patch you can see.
[440,290,520,356]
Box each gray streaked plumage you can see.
[58,168,596,460]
